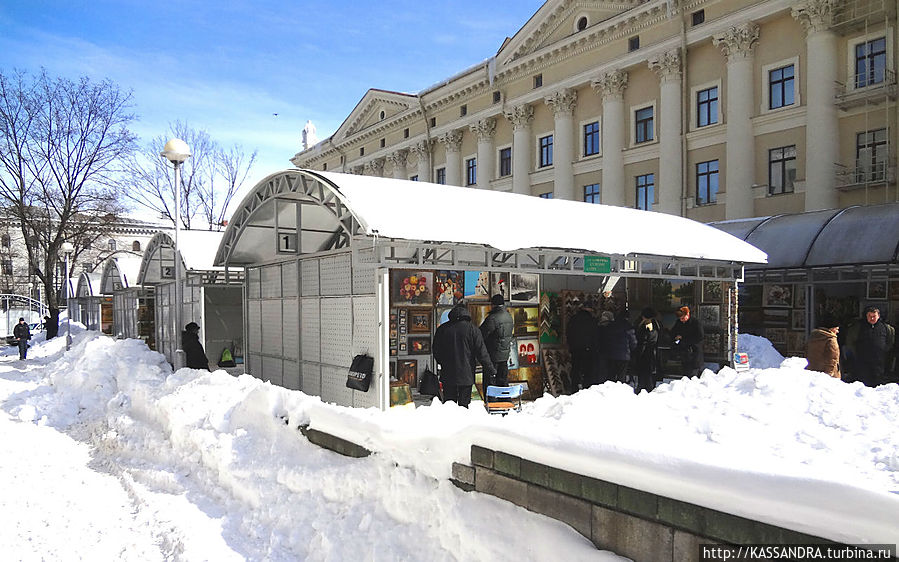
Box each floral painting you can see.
[763,284,792,308]
[391,270,433,306]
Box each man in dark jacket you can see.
[566,306,598,392]
[433,303,496,407]
[13,317,31,360]
[633,307,660,393]
[597,310,637,385]
[670,306,705,377]
[853,306,895,387]
[479,294,514,387]
[182,322,210,371]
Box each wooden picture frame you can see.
[434,270,463,306]
[408,308,431,334]
[407,336,431,354]
[516,338,539,367]
[391,270,433,306]
[791,309,806,331]
[763,284,792,308]
[867,280,888,300]
[510,273,539,303]
[698,304,720,329]
[702,281,723,304]
[793,285,806,309]
[398,359,417,387]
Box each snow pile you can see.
[737,333,786,369]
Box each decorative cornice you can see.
[438,129,464,152]
[345,97,415,136]
[791,0,835,35]
[648,48,682,83]
[544,88,578,117]
[503,104,534,131]
[712,22,760,61]
[591,69,628,100]
[470,117,497,142]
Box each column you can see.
[793,0,839,211]
[713,22,760,220]
[470,118,497,189]
[591,70,628,206]
[387,149,408,180]
[649,49,683,215]
[504,104,534,195]
[438,129,463,186]
[545,88,577,200]
[410,140,432,182]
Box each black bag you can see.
[418,367,440,397]
[346,354,374,392]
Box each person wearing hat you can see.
[182,321,210,371]
[13,317,31,360]
[479,294,514,388]
[806,313,841,379]
[670,306,705,377]
[433,302,496,408]
[633,307,661,393]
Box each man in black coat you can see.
[566,306,598,392]
[433,303,496,408]
[597,310,637,385]
[13,317,31,360]
[479,294,514,387]
[182,322,210,371]
[670,306,705,377]
[633,307,661,393]
[853,306,895,387]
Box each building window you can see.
[855,37,887,88]
[769,64,795,109]
[691,10,705,25]
[696,160,719,205]
[584,183,601,204]
[430,117,437,128]
[577,16,588,31]
[499,147,512,177]
[636,174,654,211]
[493,91,501,104]
[379,110,385,120]
[768,145,797,195]
[359,147,365,157]
[583,121,600,156]
[466,157,477,186]
[132,241,141,252]
[856,128,888,182]
[539,192,553,199]
[322,163,327,171]
[697,86,718,127]
[635,107,654,143]
[534,74,543,89]
[404,128,409,138]
[460,105,467,117]
[539,135,553,168]
[628,36,640,51]
[0,234,9,248]
[1,259,12,275]
[436,167,446,184]
[108,239,116,251]
[380,138,385,148]
[410,175,418,181]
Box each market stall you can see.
[215,169,767,410]
[99,255,156,348]
[72,272,110,333]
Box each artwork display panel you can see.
[538,291,561,344]
[468,304,492,328]
[791,310,806,331]
[793,285,806,309]
[698,305,720,329]
[739,284,763,308]
[398,360,417,387]
[787,331,806,353]
[703,333,721,355]
[510,273,539,303]
[407,336,431,354]
[434,271,463,306]
[490,272,510,301]
[391,270,433,306]
[766,327,787,345]
[867,281,888,300]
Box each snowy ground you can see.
[1,329,897,560]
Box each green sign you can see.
[583,255,611,274]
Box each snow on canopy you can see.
[139,230,228,286]
[315,171,768,263]
[99,255,143,294]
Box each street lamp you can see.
[161,138,191,370]
[61,241,74,351]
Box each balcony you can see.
[835,69,897,110]
[835,159,897,191]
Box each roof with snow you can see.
[138,230,231,285]
[75,272,103,298]
[99,255,144,294]
[215,170,768,267]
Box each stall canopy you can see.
[100,255,143,294]
[139,230,236,285]
[215,169,767,267]
[76,272,103,298]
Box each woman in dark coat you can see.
[633,307,660,393]
[182,322,210,371]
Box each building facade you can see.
[291,0,896,223]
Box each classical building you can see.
[291,0,896,223]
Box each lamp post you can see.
[61,242,74,351]
[161,138,191,370]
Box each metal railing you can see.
[835,159,897,188]
[835,69,897,107]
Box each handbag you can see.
[418,367,440,396]
[346,353,374,392]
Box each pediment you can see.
[335,89,417,139]
[497,0,643,65]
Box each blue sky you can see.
[0,1,544,191]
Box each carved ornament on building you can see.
[470,118,497,142]
[503,104,535,131]
[791,0,835,34]
[386,149,408,169]
[363,158,384,175]
[712,22,760,61]
[648,48,682,82]
[591,69,628,100]
[438,129,464,152]
[544,88,578,117]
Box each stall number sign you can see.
[583,255,611,274]
[733,352,750,372]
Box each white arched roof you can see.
[99,255,143,293]
[75,272,103,298]
[138,230,229,285]
[215,169,767,266]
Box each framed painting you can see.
[890,280,899,299]
[793,285,806,309]
[468,304,492,328]
[766,327,787,345]
[398,359,417,387]
[408,308,432,334]
[407,336,431,354]
[510,273,539,303]
[463,270,490,301]
[399,341,407,353]
[763,284,792,308]
[490,272,510,301]
[434,270,463,306]
[867,281,887,300]
[538,291,561,344]
[511,306,539,337]
[702,281,723,304]
[791,310,806,331]
[516,338,539,367]
[506,339,520,369]
[698,305,720,329]
[391,270,433,306]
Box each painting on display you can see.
[490,272,510,301]
[791,310,806,331]
[702,281,723,304]
[391,270,433,306]
[389,311,398,356]
[506,340,519,369]
[763,284,792,308]
[510,273,539,303]
[766,327,787,345]
[511,306,539,337]
[468,304,492,328]
[463,271,490,300]
[398,360,417,387]
[793,285,806,309]
[538,291,561,344]
[434,271,463,306]
[787,331,807,353]
[890,281,899,299]
[437,307,453,326]
[407,336,431,355]
[516,338,539,367]
[703,333,721,355]
[408,308,432,334]
[867,281,888,300]
[698,305,720,329]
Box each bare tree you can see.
[125,122,256,230]
[0,68,136,336]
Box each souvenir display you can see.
[538,291,561,344]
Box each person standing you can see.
[806,314,841,379]
[479,294,514,387]
[852,306,895,387]
[597,310,637,385]
[633,307,661,393]
[433,303,496,408]
[13,317,31,360]
[182,322,210,371]
[566,305,598,392]
[670,306,705,378]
